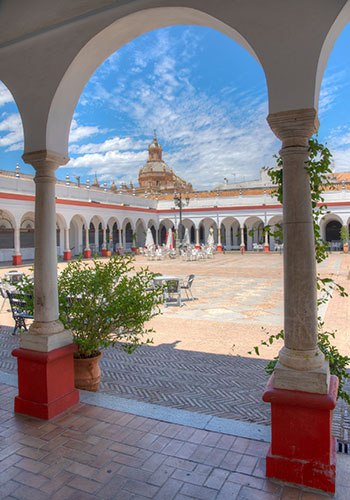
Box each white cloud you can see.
[69,119,108,143]
[0,82,14,107]
[327,126,350,172]
[319,70,348,115]
[0,113,23,151]
[69,27,278,189]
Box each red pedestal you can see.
[12,344,79,420]
[195,244,200,249]
[84,249,91,259]
[117,247,124,255]
[63,251,71,261]
[240,245,245,254]
[131,246,136,253]
[12,255,22,265]
[101,249,108,257]
[262,374,338,493]
[217,244,223,252]
[264,244,270,252]
[343,245,348,253]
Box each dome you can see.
[139,160,173,175]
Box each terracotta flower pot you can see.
[74,352,102,392]
[343,244,348,253]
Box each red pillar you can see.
[84,249,91,259]
[263,374,338,493]
[12,255,22,265]
[12,344,79,420]
[63,251,71,261]
[264,244,269,252]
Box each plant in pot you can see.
[16,255,164,391]
[340,225,349,253]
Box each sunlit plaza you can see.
[1,251,350,498]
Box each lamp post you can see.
[174,192,190,248]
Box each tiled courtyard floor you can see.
[0,252,350,498]
[0,383,349,500]
[0,252,349,438]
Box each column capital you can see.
[22,149,69,170]
[267,108,319,148]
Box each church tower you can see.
[148,131,162,161]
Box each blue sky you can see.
[0,24,350,190]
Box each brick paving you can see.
[1,252,350,440]
[0,383,349,499]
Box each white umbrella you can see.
[184,227,191,245]
[207,227,215,247]
[166,228,174,250]
[145,228,154,248]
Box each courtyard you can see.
[1,252,350,498]
[1,252,349,440]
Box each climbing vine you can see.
[249,137,350,403]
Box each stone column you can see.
[195,227,200,249]
[264,228,269,252]
[12,150,78,419]
[94,225,99,253]
[63,227,71,261]
[217,226,222,251]
[155,227,159,246]
[101,228,107,256]
[12,226,22,265]
[240,226,245,252]
[118,228,123,254]
[263,109,336,494]
[267,108,329,394]
[84,226,91,258]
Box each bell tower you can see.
[148,130,162,161]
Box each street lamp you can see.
[173,192,190,248]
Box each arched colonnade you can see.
[2,0,350,492]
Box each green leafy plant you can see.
[340,225,349,246]
[16,255,164,359]
[249,137,350,403]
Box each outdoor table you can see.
[4,270,24,284]
[153,276,183,306]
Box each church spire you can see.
[148,132,162,161]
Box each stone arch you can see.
[199,217,217,245]
[320,214,343,250]
[56,213,67,256]
[244,216,264,251]
[69,214,87,256]
[135,218,146,248]
[181,217,195,244]
[20,211,35,251]
[90,215,104,253]
[159,218,174,246]
[0,209,15,253]
[220,216,240,250]
[268,214,283,251]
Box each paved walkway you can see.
[0,382,349,499]
[1,252,350,442]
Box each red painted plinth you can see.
[343,245,348,253]
[262,374,338,493]
[131,246,136,253]
[63,251,71,261]
[195,245,200,250]
[12,254,22,265]
[117,247,124,255]
[84,249,91,259]
[12,344,79,420]
[240,245,245,254]
[101,249,108,257]
[264,245,270,253]
[217,245,223,252]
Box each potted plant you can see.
[131,232,137,254]
[16,255,163,391]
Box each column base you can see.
[117,247,124,255]
[263,374,338,493]
[240,245,245,253]
[131,246,136,253]
[12,254,22,265]
[195,244,200,249]
[63,251,71,261]
[12,344,79,420]
[217,244,223,252]
[101,249,108,257]
[84,249,91,259]
[264,244,270,252]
